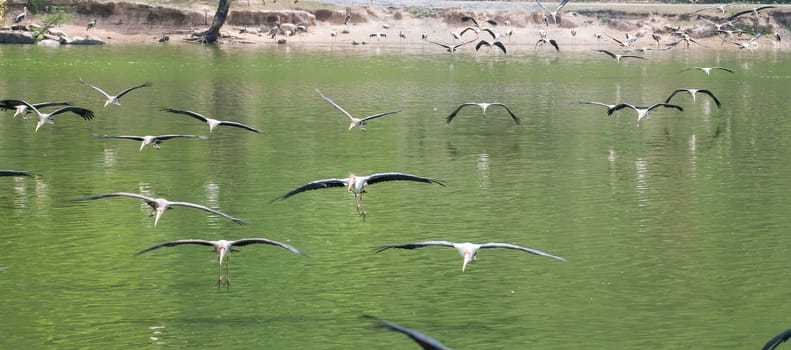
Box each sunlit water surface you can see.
[0,43,790,349]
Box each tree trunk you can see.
[198,0,232,43]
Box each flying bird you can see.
[732,32,763,50]
[427,38,477,54]
[315,89,400,131]
[535,37,560,52]
[80,78,150,107]
[446,102,520,124]
[461,15,497,29]
[76,192,246,226]
[375,240,567,272]
[694,3,730,14]
[363,315,451,350]
[697,16,739,31]
[595,49,645,63]
[680,66,734,76]
[93,134,207,150]
[664,88,721,108]
[475,40,507,54]
[575,101,619,115]
[728,5,776,20]
[2,99,94,132]
[536,0,570,24]
[86,18,96,30]
[137,238,307,290]
[607,103,684,124]
[763,328,791,350]
[271,172,445,220]
[159,107,263,133]
[606,32,638,47]
[0,170,34,177]
[0,100,70,118]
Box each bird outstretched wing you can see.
[270,178,348,202]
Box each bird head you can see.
[346,174,357,192]
[34,120,45,132]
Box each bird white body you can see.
[80,78,150,107]
[160,108,262,133]
[272,172,444,219]
[315,89,401,131]
[137,238,306,290]
[77,192,246,226]
[376,240,566,271]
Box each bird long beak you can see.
[218,247,226,266]
[139,142,146,151]
[462,251,472,272]
[34,121,44,132]
[154,208,164,226]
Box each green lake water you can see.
[0,43,789,349]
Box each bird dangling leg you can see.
[354,194,367,221]
[224,258,231,290]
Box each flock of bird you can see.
[4,1,790,348]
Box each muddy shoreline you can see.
[1,1,788,49]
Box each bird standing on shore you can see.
[13,6,27,24]
[595,49,645,63]
[137,238,307,291]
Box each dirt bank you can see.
[2,1,789,49]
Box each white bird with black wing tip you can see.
[608,103,684,125]
[536,0,570,24]
[271,172,445,220]
[137,238,307,291]
[76,192,246,226]
[376,240,567,272]
[3,99,94,132]
[665,88,721,108]
[475,40,507,54]
[160,107,263,134]
[13,6,27,24]
[80,78,150,107]
[595,49,645,64]
[680,66,734,76]
[0,100,71,118]
[446,102,520,124]
[315,89,400,131]
[93,134,207,151]
[427,38,477,54]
